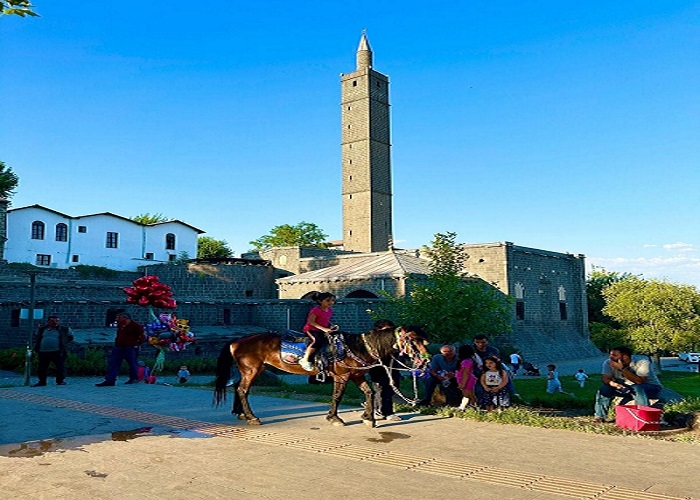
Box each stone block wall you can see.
[146,262,277,300]
[461,242,597,362]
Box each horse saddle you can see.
[279,330,347,367]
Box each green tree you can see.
[197,236,233,259]
[373,232,512,345]
[0,161,19,199]
[603,277,700,363]
[131,213,170,224]
[589,322,629,353]
[1,1,38,17]
[249,222,329,251]
[586,266,634,326]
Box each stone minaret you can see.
[341,32,392,253]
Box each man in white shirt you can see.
[593,346,662,422]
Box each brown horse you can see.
[213,323,430,427]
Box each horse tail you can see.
[213,342,235,406]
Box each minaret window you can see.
[352,81,357,87]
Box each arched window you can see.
[55,223,68,242]
[31,221,45,240]
[165,233,176,250]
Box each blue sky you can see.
[2,2,699,285]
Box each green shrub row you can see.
[0,347,219,376]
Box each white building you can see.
[5,205,204,271]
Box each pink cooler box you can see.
[615,404,662,431]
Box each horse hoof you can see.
[327,417,346,426]
[247,418,262,426]
[362,419,376,428]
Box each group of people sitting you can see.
[417,334,516,412]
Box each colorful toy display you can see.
[122,275,197,373]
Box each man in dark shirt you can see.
[32,315,74,386]
[96,312,145,386]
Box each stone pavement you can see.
[1,370,699,500]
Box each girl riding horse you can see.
[214,321,430,427]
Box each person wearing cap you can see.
[96,312,145,387]
[31,315,74,386]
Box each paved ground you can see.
[1,358,698,500]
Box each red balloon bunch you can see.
[123,275,177,309]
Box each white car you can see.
[678,352,700,363]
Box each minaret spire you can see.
[356,29,373,70]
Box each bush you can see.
[0,348,27,372]
[67,347,108,375]
[72,264,119,279]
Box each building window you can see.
[168,254,176,261]
[514,282,525,300]
[145,253,154,260]
[558,285,567,301]
[11,309,21,328]
[71,255,79,263]
[36,254,51,266]
[106,232,118,248]
[516,301,525,320]
[54,223,68,242]
[31,221,45,239]
[245,290,253,298]
[77,225,87,233]
[223,308,232,325]
[105,309,123,327]
[352,80,357,86]
[165,233,176,250]
[559,302,568,321]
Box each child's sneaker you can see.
[385,414,402,421]
[299,359,314,371]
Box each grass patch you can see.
[658,371,700,398]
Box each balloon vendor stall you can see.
[123,276,196,375]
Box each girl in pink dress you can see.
[299,292,336,371]
[456,344,478,410]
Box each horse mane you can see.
[343,326,396,360]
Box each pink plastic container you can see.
[615,404,662,431]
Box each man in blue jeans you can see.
[96,312,145,386]
[594,346,662,422]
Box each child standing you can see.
[478,356,510,411]
[178,365,190,384]
[137,360,150,382]
[456,344,478,410]
[546,364,573,395]
[299,292,336,371]
[575,369,589,388]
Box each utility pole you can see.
[22,270,44,386]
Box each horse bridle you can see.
[394,328,431,368]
